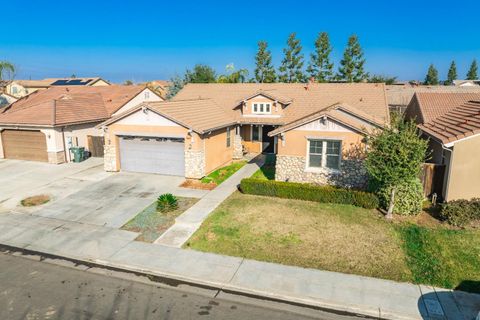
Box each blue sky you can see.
[2,0,479,83]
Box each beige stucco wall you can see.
[113,88,163,116]
[445,136,480,201]
[62,123,103,162]
[203,127,233,174]
[91,79,110,86]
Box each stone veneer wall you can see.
[104,144,117,172]
[185,149,205,179]
[233,134,243,159]
[47,151,66,164]
[275,155,367,189]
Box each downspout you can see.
[441,144,453,202]
[61,126,69,163]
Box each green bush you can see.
[239,178,379,209]
[439,198,480,227]
[377,179,424,215]
[157,193,178,213]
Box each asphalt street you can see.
[0,252,360,320]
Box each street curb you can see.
[0,243,386,319]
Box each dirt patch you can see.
[180,179,216,190]
[20,195,51,207]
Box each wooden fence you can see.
[420,163,445,198]
[87,136,105,157]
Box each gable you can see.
[116,108,180,127]
[112,88,163,116]
[293,118,352,133]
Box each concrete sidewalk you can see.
[154,157,265,247]
[0,212,478,320]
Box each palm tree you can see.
[0,61,15,80]
[217,63,249,83]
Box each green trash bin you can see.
[70,147,85,163]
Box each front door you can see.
[261,126,275,153]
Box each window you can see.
[144,91,150,99]
[252,126,260,142]
[252,102,272,114]
[11,87,17,94]
[308,139,341,170]
[226,127,231,147]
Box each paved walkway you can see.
[0,211,478,320]
[154,157,265,247]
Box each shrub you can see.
[239,178,379,209]
[377,179,423,215]
[157,193,178,213]
[439,198,480,227]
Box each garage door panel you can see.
[2,130,48,162]
[119,137,185,176]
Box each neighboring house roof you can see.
[419,100,480,145]
[453,80,480,87]
[386,84,480,107]
[13,77,109,88]
[406,92,480,123]
[0,85,146,126]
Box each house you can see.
[100,83,389,188]
[405,92,480,201]
[0,92,18,107]
[4,77,110,98]
[386,84,480,114]
[453,79,480,87]
[0,85,162,163]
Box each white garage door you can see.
[119,136,185,176]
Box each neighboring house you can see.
[453,80,480,87]
[0,92,18,107]
[144,80,170,98]
[386,84,480,114]
[4,77,110,98]
[0,85,162,163]
[100,83,389,188]
[405,92,480,201]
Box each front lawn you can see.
[201,161,247,185]
[122,197,198,242]
[185,192,480,293]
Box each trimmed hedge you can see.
[239,178,379,209]
[439,198,480,227]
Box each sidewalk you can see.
[154,156,265,247]
[0,212,478,320]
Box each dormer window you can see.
[252,102,271,114]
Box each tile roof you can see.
[14,77,108,88]
[410,92,480,123]
[172,83,389,129]
[0,85,146,126]
[419,100,480,144]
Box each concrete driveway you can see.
[0,158,208,228]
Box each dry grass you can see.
[180,179,216,190]
[186,192,411,282]
[20,195,50,207]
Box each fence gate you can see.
[87,136,105,157]
[420,163,445,198]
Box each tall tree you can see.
[306,32,334,82]
[368,74,397,85]
[184,64,217,83]
[446,61,457,85]
[467,59,478,80]
[0,61,15,81]
[166,75,185,99]
[424,64,439,85]
[254,41,276,83]
[278,33,305,83]
[337,35,368,82]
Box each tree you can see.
[368,74,397,85]
[337,35,368,82]
[278,33,305,83]
[254,41,276,83]
[424,64,439,85]
[306,32,334,82]
[466,59,478,80]
[365,116,428,219]
[123,80,133,85]
[184,64,217,83]
[166,75,185,99]
[217,63,249,83]
[446,61,457,85]
[0,61,15,81]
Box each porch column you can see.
[233,125,243,159]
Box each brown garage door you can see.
[1,129,48,162]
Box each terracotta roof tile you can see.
[0,85,145,126]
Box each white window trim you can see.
[252,102,272,115]
[305,138,342,173]
[250,125,262,142]
[226,127,231,147]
